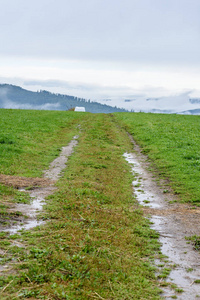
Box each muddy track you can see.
[0,136,78,274]
[125,135,200,299]
[0,136,78,234]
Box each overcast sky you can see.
[1,0,200,109]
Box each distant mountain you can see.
[178,108,200,115]
[0,84,127,113]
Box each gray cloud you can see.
[24,79,101,92]
[0,0,200,66]
[126,92,196,113]
[24,79,141,93]
[98,92,200,113]
[1,0,200,111]
[1,76,200,113]
[23,78,200,113]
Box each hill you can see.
[0,84,127,113]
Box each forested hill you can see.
[0,84,127,113]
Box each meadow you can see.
[0,109,83,215]
[1,109,199,299]
[0,110,161,299]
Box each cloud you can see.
[0,0,200,114]
[24,79,101,92]
[119,92,200,113]
[1,79,200,113]
[0,0,200,67]
[1,99,61,111]
[21,78,200,113]
[23,78,141,100]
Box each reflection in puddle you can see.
[124,152,200,299]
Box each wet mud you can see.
[124,140,200,299]
[1,136,78,234]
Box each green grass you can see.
[0,109,84,207]
[0,112,162,299]
[114,112,200,204]
[185,235,200,251]
[3,110,200,297]
[0,109,83,177]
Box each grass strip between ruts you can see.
[0,113,162,299]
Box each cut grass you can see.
[0,113,162,299]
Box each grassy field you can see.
[115,112,200,205]
[0,109,82,177]
[2,110,200,298]
[0,109,83,207]
[0,111,163,299]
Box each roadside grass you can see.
[114,112,200,205]
[0,113,162,299]
[0,109,82,211]
[0,109,82,177]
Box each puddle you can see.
[123,152,163,209]
[124,150,200,299]
[3,136,78,234]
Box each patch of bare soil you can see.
[0,174,54,189]
[125,136,200,300]
[143,204,200,238]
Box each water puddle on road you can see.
[124,151,200,299]
[3,136,78,234]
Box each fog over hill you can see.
[0,84,127,113]
[119,92,200,114]
[0,84,200,114]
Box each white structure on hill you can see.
[74,107,85,112]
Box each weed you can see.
[194,280,200,284]
[13,191,31,204]
[143,200,150,204]
[134,183,141,187]
[175,288,184,293]
[185,235,200,251]
[163,189,170,193]
[186,268,193,272]
[157,267,171,279]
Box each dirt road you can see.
[125,137,200,299]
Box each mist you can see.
[1,82,200,114]
[116,92,200,113]
[1,100,61,111]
